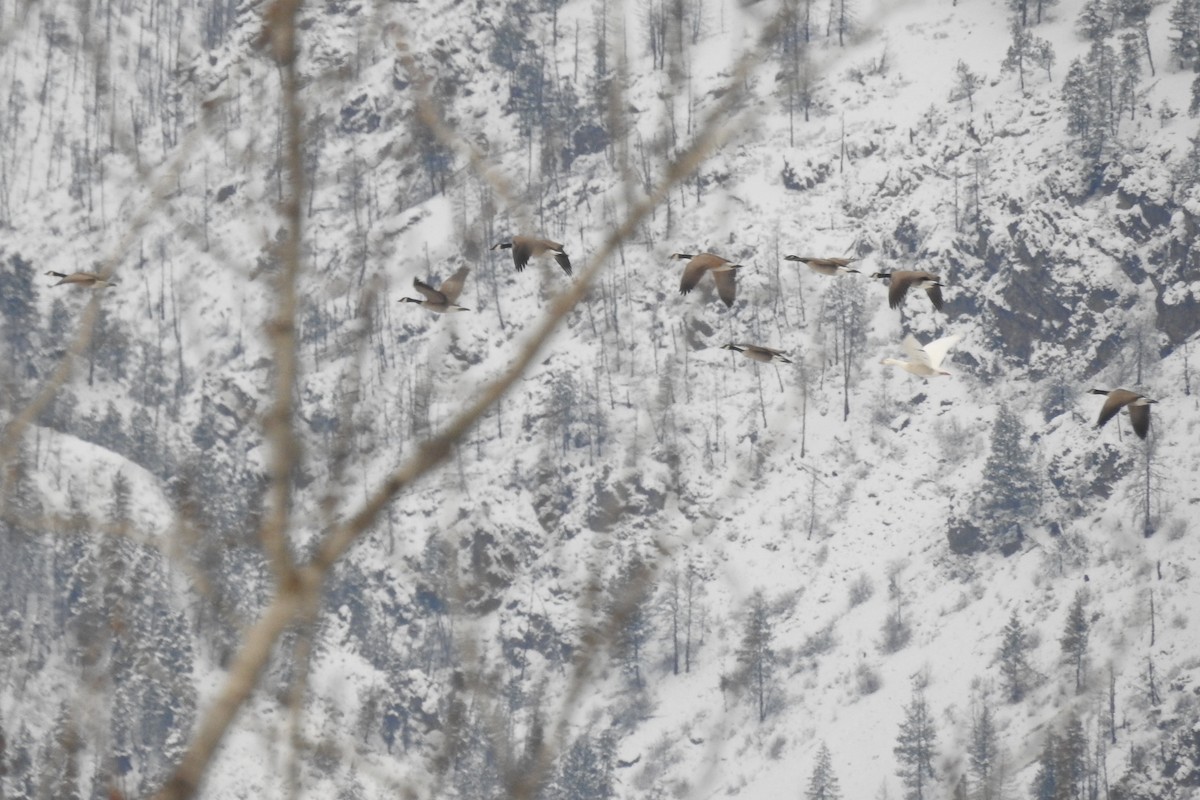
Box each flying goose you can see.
[490,236,572,275]
[783,255,860,276]
[45,270,113,288]
[671,252,741,308]
[1090,388,1156,440]
[871,270,943,310]
[721,343,793,364]
[399,267,470,313]
[881,334,960,377]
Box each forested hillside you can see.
[1,0,1199,796]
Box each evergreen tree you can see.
[807,742,843,800]
[975,406,1041,553]
[1179,135,1200,191]
[0,254,38,371]
[40,703,82,800]
[950,61,984,111]
[5,722,35,800]
[1056,714,1089,800]
[737,590,777,723]
[880,563,911,652]
[1035,38,1057,81]
[1009,0,1030,28]
[91,305,131,383]
[1060,589,1091,693]
[95,400,126,454]
[1034,0,1059,24]
[1003,20,1055,91]
[609,550,651,690]
[1076,0,1114,41]
[1088,38,1120,129]
[1030,730,1059,800]
[967,698,999,800]
[830,0,855,47]
[998,611,1035,702]
[1117,31,1143,120]
[1060,38,1118,163]
[777,0,821,141]
[894,679,938,800]
[550,731,616,800]
[0,443,43,621]
[1118,0,1155,74]
[1168,0,1200,68]
[449,709,503,800]
[1063,57,1100,154]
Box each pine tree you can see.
[950,61,984,111]
[1034,0,1059,24]
[1057,714,1089,800]
[967,697,999,800]
[0,254,38,366]
[1118,0,1155,74]
[1009,0,1030,28]
[1168,0,1200,68]
[894,680,938,800]
[1004,20,1033,90]
[976,406,1041,553]
[998,611,1034,702]
[1035,39,1057,81]
[1063,57,1099,147]
[1030,730,1059,800]
[1088,38,1120,132]
[830,0,855,46]
[1117,31,1143,120]
[1003,20,1055,91]
[807,741,843,800]
[551,730,616,800]
[609,550,651,690]
[41,703,82,800]
[737,590,777,723]
[1076,0,1114,41]
[1060,589,1091,693]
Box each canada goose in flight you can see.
[871,271,943,310]
[1090,388,1156,440]
[783,255,860,276]
[45,270,113,288]
[721,343,793,363]
[881,334,960,377]
[490,236,572,275]
[399,267,470,313]
[671,252,741,308]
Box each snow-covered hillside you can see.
[1,0,1199,796]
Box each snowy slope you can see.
[1,0,1199,796]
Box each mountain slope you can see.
[1,0,1199,797]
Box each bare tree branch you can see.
[150,6,792,793]
[254,0,305,585]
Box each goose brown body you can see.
[783,255,860,276]
[399,266,471,313]
[45,270,111,288]
[672,252,741,308]
[721,343,792,364]
[491,236,572,275]
[1090,388,1156,439]
[871,270,943,310]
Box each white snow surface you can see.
[2,0,1199,796]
